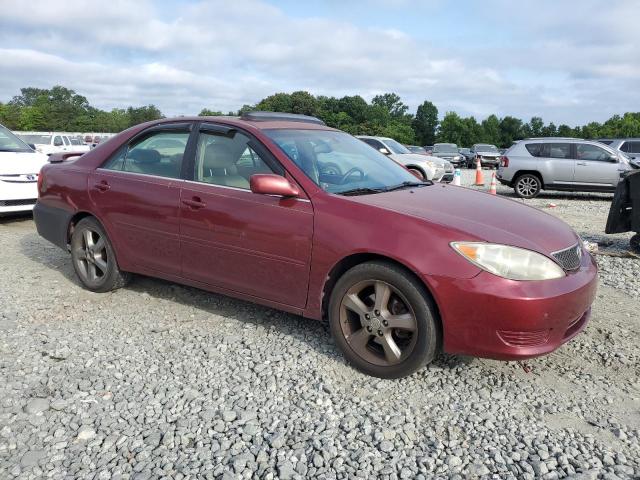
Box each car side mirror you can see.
[379,147,390,155]
[250,174,299,197]
[608,154,618,163]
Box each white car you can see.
[17,132,90,156]
[0,125,49,214]
[357,135,454,182]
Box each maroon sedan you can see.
[34,112,597,378]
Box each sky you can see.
[0,0,638,125]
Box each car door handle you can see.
[182,197,206,209]
[94,181,110,192]
[576,162,587,166]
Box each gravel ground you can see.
[1,176,639,479]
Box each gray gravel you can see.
[1,179,639,479]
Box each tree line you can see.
[2,86,640,147]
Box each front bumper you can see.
[0,177,38,213]
[426,250,598,360]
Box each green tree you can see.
[412,101,438,145]
[199,108,224,116]
[499,116,524,147]
[481,114,501,145]
[437,112,466,145]
[125,105,163,127]
[371,93,409,118]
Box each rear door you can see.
[538,142,575,185]
[179,124,313,308]
[573,142,621,188]
[89,123,193,276]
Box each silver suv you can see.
[497,138,633,198]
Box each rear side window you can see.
[525,143,544,157]
[624,141,640,154]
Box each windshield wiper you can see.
[338,187,385,196]
[383,181,431,192]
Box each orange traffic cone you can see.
[489,172,497,195]
[474,157,484,186]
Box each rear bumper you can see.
[426,251,598,360]
[33,201,73,250]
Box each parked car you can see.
[17,132,89,155]
[470,144,501,169]
[602,139,640,168]
[357,136,454,182]
[0,124,48,214]
[458,148,473,165]
[424,145,433,155]
[406,145,428,155]
[34,112,597,378]
[431,143,464,167]
[498,138,633,199]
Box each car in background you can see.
[33,112,598,378]
[17,133,89,155]
[406,145,428,155]
[0,124,48,214]
[603,139,640,168]
[358,136,454,182]
[498,138,632,198]
[431,143,464,167]
[458,148,473,166]
[469,144,501,169]
[424,145,433,155]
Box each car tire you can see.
[407,167,425,180]
[70,217,131,293]
[514,173,542,199]
[631,234,640,254]
[328,261,440,378]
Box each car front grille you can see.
[552,244,582,271]
[497,329,550,347]
[0,198,37,207]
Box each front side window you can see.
[53,136,63,147]
[628,141,640,154]
[265,129,422,195]
[194,131,276,189]
[576,143,612,162]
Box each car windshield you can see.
[433,144,458,153]
[265,129,426,195]
[475,144,499,152]
[383,138,411,155]
[18,134,52,145]
[407,146,427,154]
[459,148,470,154]
[0,126,33,152]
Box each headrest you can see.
[204,142,236,168]
[129,148,161,164]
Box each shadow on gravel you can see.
[498,190,614,202]
[0,212,34,224]
[20,230,465,371]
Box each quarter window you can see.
[193,131,276,189]
[576,143,611,162]
[525,143,544,157]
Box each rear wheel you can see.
[514,173,541,199]
[70,217,130,292]
[328,261,439,378]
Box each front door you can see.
[89,124,193,276]
[179,126,313,308]
[573,142,623,188]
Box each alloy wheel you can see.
[339,280,418,366]
[517,176,539,197]
[74,228,108,282]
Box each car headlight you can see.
[453,156,461,160]
[451,242,566,280]
[424,161,437,169]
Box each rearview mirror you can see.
[379,147,390,155]
[250,174,299,197]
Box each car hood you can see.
[347,184,579,254]
[0,151,48,174]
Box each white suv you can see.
[357,136,454,182]
[17,132,90,156]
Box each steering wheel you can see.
[339,167,365,184]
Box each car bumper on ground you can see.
[426,250,598,360]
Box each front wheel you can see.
[631,233,640,254]
[514,173,541,199]
[70,217,130,292]
[328,261,439,378]
[407,168,425,180]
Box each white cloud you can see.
[0,0,638,125]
